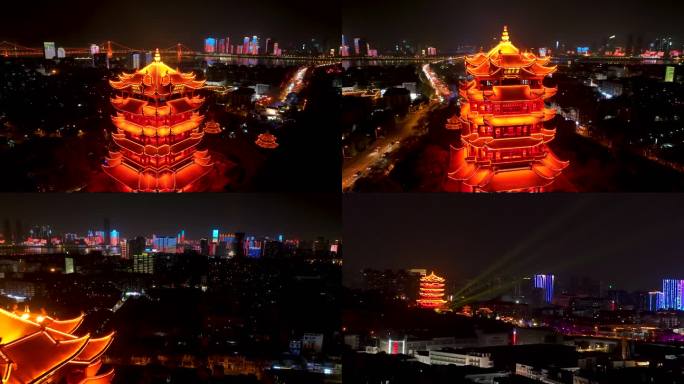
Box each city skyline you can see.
[344,194,684,291]
[0,194,340,240]
[0,0,341,48]
[343,0,684,51]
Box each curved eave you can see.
[478,169,555,192]
[45,313,85,335]
[78,368,115,384]
[1,332,90,384]
[182,80,206,90]
[521,63,557,76]
[74,332,115,364]
[109,80,137,90]
[465,53,488,66]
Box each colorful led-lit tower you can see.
[662,279,684,310]
[447,26,568,192]
[103,49,213,192]
[533,274,555,304]
[417,272,447,309]
[0,308,115,383]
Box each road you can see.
[341,101,440,191]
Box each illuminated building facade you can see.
[103,49,213,192]
[533,274,555,304]
[204,38,217,53]
[661,279,684,310]
[447,26,568,192]
[648,291,664,311]
[0,308,114,383]
[417,272,447,309]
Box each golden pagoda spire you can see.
[501,25,510,42]
[154,48,161,62]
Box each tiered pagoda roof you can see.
[103,49,213,192]
[446,26,568,192]
[255,132,279,149]
[0,308,114,384]
[417,272,447,309]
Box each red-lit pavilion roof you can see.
[448,147,568,192]
[1,331,89,384]
[109,49,205,97]
[103,152,213,192]
[0,308,114,384]
[465,26,557,78]
[421,272,446,283]
[255,133,279,149]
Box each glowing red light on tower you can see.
[446,26,568,192]
[417,272,447,309]
[103,48,213,192]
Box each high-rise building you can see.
[200,238,209,256]
[244,236,264,258]
[130,52,141,69]
[662,279,684,310]
[243,36,250,54]
[127,236,146,258]
[133,253,154,274]
[647,291,663,311]
[533,274,555,304]
[110,229,119,246]
[103,49,213,192]
[204,37,217,53]
[104,218,110,245]
[152,235,178,253]
[417,272,447,309]
[665,66,676,83]
[446,26,568,192]
[43,42,56,59]
[354,38,361,55]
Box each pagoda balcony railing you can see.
[123,131,194,146]
[123,111,195,127]
[469,101,545,115]
[115,148,197,170]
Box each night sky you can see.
[343,194,684,291]
[1,0,341,49]
[0,194,340,241]
[344,0,684,51]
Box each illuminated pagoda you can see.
[447,26,568,192]
[417,272,447,309]
[203,120,221,134]
[255,132,279,149]
[103,49,213,192]
[0,307,115,383]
